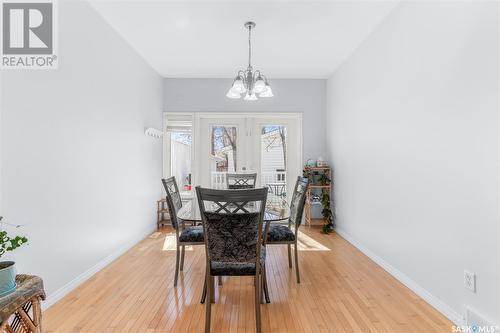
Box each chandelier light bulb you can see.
[232,77,246,93]
[253,77,266,94]
[259,84,274,98]
[226,89,241,99]
[244,92,258,101]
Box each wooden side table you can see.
[157,198,170,229]
[0,275,45,333]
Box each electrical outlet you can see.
[464,270,476,292]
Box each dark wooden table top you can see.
[177,194,290,223]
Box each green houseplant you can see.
[0,216,28,297]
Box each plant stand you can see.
[303,166,334,233]
[0,275,45,333]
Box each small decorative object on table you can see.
[303,165,334,233]
[0,217,28,297]
[306,158,316,168]
[0,274,45,333]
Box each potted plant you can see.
[0,216,28,297]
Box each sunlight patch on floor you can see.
[297,231,330,251]
[162,233,194,251]
[149,232,162,239]
[160,230,328,251]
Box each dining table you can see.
[177,194,290,224]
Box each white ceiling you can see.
[89,1,399,78]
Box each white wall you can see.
[326,1,499,326]
[0,0,163,306]
[163,78,326,162]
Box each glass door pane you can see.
[170,132,192,196]
[210,125,238,189]
[260,125,287,198]
[164,114,194,197]
[197,116,246,190]
[251,116,301,204]
[211,125,238,172]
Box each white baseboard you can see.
[42,225,156,310]
[335,227,465,326]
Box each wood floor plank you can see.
[44,226,454,333]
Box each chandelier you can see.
[226,21,273,101]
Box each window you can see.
[165,117,192,196]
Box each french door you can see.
[194,113,302,200]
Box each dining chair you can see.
[266,182,287,198]
[265,176,309,283]
[196,186,270,333]
[226,173,257,189]
[162,177,204,287]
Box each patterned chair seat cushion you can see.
[179,226,204,243]
[267,225,296,242]
[210,247,266,276]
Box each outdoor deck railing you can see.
[211,171,286,189]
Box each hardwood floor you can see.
[44,226,454,332]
